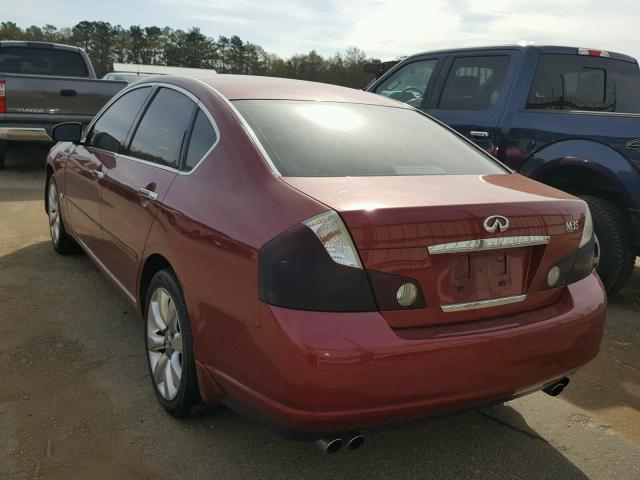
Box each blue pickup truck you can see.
[367,45,640,294]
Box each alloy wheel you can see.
[147,287,184,401]
[47,180,61,245]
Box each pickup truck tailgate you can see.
[2,73,125,117]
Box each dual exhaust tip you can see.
[316,433,365,454]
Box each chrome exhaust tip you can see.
[316,437,343,454]
[347,434,365,450]
[543,378,569,397]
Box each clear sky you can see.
[3,0,639,61]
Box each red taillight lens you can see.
[0,80,5,113]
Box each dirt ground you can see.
[1,146,640,480]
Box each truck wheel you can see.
[579,195,635,295]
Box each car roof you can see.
[405,45,637,63]
[168,74,406,107]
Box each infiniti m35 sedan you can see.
[45,74,606,452]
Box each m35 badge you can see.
[566,220,580,232]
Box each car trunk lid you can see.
[284,174,586,327]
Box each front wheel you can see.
[145,269,201,417]
[46,176,78,254]
[579,195,635,295]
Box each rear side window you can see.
[233,100,506,177]
[527,54,640,113]
[129,88,196,168]
[374,59,438,107]
[0,46,89,77]
[88,87,151,153]
[184,109,217,171]
[438,56,511,110]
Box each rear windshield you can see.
[527,54,640,113]
[0,46,89,77]
[233,100,506,177]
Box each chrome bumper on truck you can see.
[0,127,51,142]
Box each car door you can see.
[99,86,198,297]
[371,56,443,110]
[425,51,519,156]
[64,86,153,254]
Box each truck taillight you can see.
[0,80,5,113]
[578,48,610,58]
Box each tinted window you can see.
[184,109,216,171]
[375,60,438,107]
[234,100,505,177]
[0,46,89,77]
[527,54,640,113]
[88,87,151,153]
[439,56,510,110]
[129,88,196,167]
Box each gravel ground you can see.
[1,146,639,480]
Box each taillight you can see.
[578,48,610,58]
[259,210,425,312]
[0,80,5,113]
[540,203,597,290]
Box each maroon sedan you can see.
[46,74,606,452]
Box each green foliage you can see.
[0,21,381,87]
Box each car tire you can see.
[579,194,635,295]
[46,175,78,254]
[144,269,201,417]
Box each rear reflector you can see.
[578,48,610,58]
[0,80,5,113]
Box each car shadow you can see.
[0,144,49,203]
[1,241,593,479]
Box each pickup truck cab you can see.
[367,45,640,294]
[0,41,125,168]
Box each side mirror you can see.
[52,122,83,143]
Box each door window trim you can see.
[82,82,221,176]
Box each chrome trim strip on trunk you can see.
[441,294,527,313]
[427,235,550,255]
[0,127,51,141]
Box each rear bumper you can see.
[201,273,606,438]
[0,126,51,142]
[0,114,94,143]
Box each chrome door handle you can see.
[470,131,490,139]
[90,169,105,179]
[138,187,158,201]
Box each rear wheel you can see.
[579,195,635,295]
[46,176,78,254]
[145,269,201,417]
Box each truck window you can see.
[438,56,510,111]
[527,54,640,113]
[375,60,438,107]
[0,46,89,77]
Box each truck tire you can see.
[579,195,635,295]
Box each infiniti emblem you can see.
[483,215,510,233]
